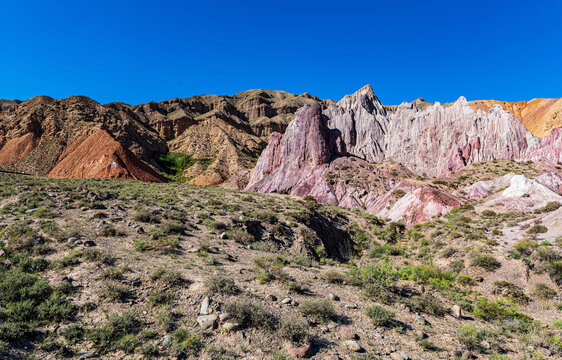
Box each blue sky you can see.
[1,0,561,105]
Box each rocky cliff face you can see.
[247,86,562,225]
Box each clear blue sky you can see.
[1,0,561,105]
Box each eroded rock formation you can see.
[247,86,562,225]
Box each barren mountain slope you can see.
[469,98,562,137]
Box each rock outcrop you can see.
[247,86,562,225]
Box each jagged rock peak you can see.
[337,84,383,111]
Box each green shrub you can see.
[527,225,548,235]
[0,222,37,250]
[456,325,499,352]
[205,274,238,295]
[491,281,528,304]
[365,305,394,327]
[299,300,337,323]
[133,211,160,224]
[457,275,477,286]
[539,201,561,213]
[148,291,174,306]
[100,284,133,302]
[473,297,532,325]
[471,254,501,271]
[407,294,446,316]
[205,345,237,360]
[88,311,143,354]
[321,270,347,284]
[170,328,202,357]
[150,267,184,287]
[223,301,278,330]
[533,282,556,300]
[278,316,309,344]
[481,210,497,218]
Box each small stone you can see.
[327,322,338,329]
[415,314,428,324]
[67,237,79,244]
[219,313,231,321]
[161,336,171,347]
[344,304,357,309]
[415,330,427,338]
[281,297,292,304]
[71,281,80,287]
[265,294,278,302]
[452,304,462,318]
[222,322,240,331]
[390,354,404,360]
[343,340,361,352]
[97,220,105,226]
[83,240,96,247]
[78,351,97,359]
[374,333,383,338]
[219,232,228,239]
[286,342,312,359]
[328,293,340,301]
[291,299,299,306]
[200,296,210,315]
[197,314,218,332]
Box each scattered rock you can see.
[222,322,240,331]
[452,304,462,318]
[200,296,210,315]
[282,297,292,304]
[328,293,339,301]
[78,351,97,359]
[83,240,96,247]
[415,330,427,339]
[286,342,312,359]
[161,336,171,347]
[344,304,357,309]
[266,294,278,302]
[197,314,218,332]
[219,313,231,321]
[343,340,361,352]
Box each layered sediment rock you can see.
[247,86,562,225]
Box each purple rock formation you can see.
[246,85,562,225]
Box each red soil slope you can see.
[0,133,38,165]
[48,129,166,182]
